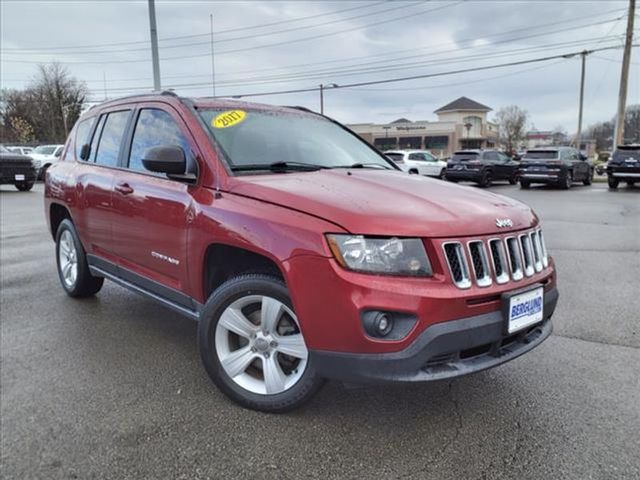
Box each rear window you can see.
[452,152,479,161]
[386,153,404,162]
[613,147,640,161]
[524,150,559,160]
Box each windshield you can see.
[34,146,57,155]
[198,108,393,172]
[613,148,640,161]
[452,152,479,161]
[385,153,404,162]
[524,150,559,160]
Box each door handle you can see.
[115,182,134,195]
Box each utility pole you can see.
[613,0,635,147]
[575,50,588,152]
[148,0,161,91]
[210,13,216,97]
[319,83,338,114]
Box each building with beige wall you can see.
[347,97,499,158]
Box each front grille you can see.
[442,228,548,288]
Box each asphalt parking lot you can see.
[1,181,639,480]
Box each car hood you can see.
[228,170,537,237]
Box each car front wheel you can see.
[561,171,573,190]
[607,176,619,189]
[583,169,593,186]
[520,180,530,189]
[198,274,324,412]
[479,171,492,188]
[55,219,104,297]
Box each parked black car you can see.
[519,146,593,190]
[0,145,37,191]
[445,150,519,187]
[606,145,640,189]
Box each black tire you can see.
[38,164,51,181]
[626,181,635,187]
[438,168,445,179]
[583,169,593,186]
[607,176,619,189]
[55,219,104,297]
[520,180,530,189]
[198,274,324,413]
[508,173,518,185]
[15,181,34,191]
[561,170,573,190]
[479,171,492,188]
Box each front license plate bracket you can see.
[501,284,544,334]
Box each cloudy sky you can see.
[1,0,638,131]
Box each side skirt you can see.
[87,255,202,321]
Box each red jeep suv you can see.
[45,92,558,412]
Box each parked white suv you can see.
[385,150,447,178]
[30,144,64,178]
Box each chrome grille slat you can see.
[443,242,471,289]
[468,241,492,287]
[443,228,549,288]
[488,239,509,284]
[519,234,535,277]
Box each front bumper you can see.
[310,287,558,383]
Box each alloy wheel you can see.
[58,230,78,288]
[215,295,308,395]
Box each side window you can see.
[89,116,106,163]
[94,110,131,167]
[485,151,498,161]
[128,109,191,173]
[424,152,437,162]
[408,153,424,161]
[75,118,95,160]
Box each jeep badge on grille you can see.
[496,218,514,228]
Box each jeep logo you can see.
[496,218,513,228]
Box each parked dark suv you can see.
[0,145,37,191]
[44,92,558,412]
[606,145,640,189]
[519,146,593,189]
[445,150,519,187]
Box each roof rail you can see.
[86,90,182,110]
[283,105,317,114]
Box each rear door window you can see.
[385,153,404,162]
[452,152,479,161]
[408,153,426,161]
[94,110,131,167]
[484,151,499,161]
[128,109,191,173]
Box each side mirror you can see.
[142,145,186,175]
[79,143,91,161]
[55,149,63,158]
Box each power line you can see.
[215,44,636,99]
[1,1,462,64]
[1,1,415,56]
[0,1,387,52]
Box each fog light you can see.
[374,312,393,336]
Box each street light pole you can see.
[148,0,161,91]
[210,13,216,97]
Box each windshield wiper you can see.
[230,161,329,173]
[332,163,393,170]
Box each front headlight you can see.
[326,234,432,276]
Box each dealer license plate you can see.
[14,174,25,181]
[507,287,543,333]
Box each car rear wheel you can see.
[520,180,530,189]
[583,169,593,186]
[55,219,104,297]
[198,274,324,412]
[626,181,635,187]
[479,171,492,188]
[561,171,573,190]
[607,176,619,189]
[508,173,518,185]
[15,181,34,191]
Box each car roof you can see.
[385,149,428,153]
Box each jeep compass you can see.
[45,92,559,412]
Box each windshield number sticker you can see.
[213,110,246,129]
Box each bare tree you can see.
[584,104,639,150]
[551,125,568,145]
[494,105,529,153]
[0,63,87,143]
